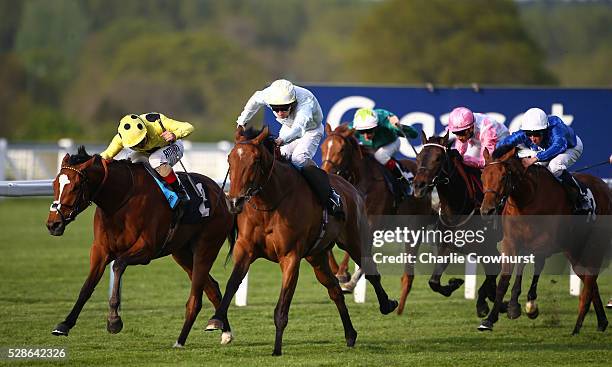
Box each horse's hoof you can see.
[380,300,399,315]
[340,282,355,293]
[606,300,612,309]
[476,302,490,318]
[221,331,234,345]
[51,323,69,336]
[507,302,522,320]
[499,301,509,314]
[571,327,580,336]
[107,317,123,334]
[173,342,184,348]
[597,320,608,332]
[336,272,351,284]
[346,329,357,347]
[478,320,494,331]
[205,318,224,331]
[448,278,464,291]
[526,307,539,320]
[272,349,282,356]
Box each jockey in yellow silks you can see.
[100,112,194,202]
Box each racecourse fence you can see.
[1,138,611,302]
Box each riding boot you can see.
[559,170,591,215]
[385,159,414,198]
[169,179,190,204]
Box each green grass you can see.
[0,198,610,366]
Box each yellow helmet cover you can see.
[118,114,147,147]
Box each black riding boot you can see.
[169,180,190,204]
[559,170,591,215]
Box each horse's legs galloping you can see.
[307,252,357,347]
[428,247,463,297]
[591,281,608,332]
[206,243,253,332]
[107,259,127,334]
[398,242,419,315]
[572,272,596,335]
[52,244,109,336]
[525,256,545,319]
[507,262,524,320]
[479,251,516,331]
[337,252,351,280]
[327,250,340,275]
[272,255,301,356]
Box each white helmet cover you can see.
[521,108,549,131]
[266,79,297,106]
[352,108,378,130]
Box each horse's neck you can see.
[437,160,473,215]
[94,162,143,214]
[252,160,300,207]
[508,166,566,214]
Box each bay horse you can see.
[479,146,611,334]
[46,146,235,347]
[413,132,502,318]
[321,123,434,315]
[205,126,398,356]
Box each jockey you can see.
[447,107,509,169]
[349,107,418,196]
[235,79,342,217]
[495,107,591,214]
[100,112,193,203]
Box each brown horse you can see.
[46,146,235,347]
[205,126,398,356]
[321,123,434,314]
[479,146,611,333]
[413,132,503,318]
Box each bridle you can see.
[321,133,360,181]
[416,143,451,188]
[482,159,536,213]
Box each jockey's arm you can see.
[236,90,266,127]
[279,99,315,144]
[495,131,528,151]
[100,134,124,160]
[161,116,195,140]
[477,123,502,167]
[536,132,568,162]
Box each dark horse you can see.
[205,126,398,355]
[479,146,611,333]
[412,132,503,318]
[321,123,434,314]
[46,147,235,347]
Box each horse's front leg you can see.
[107,259,127,334]
[428,247,463,297]
[52,244,109,336]
[506,262,524,320]
[479,251,516,331]
[398,242,419,315]
[525,256,545,319]
[206,243,253,332]
[273,255,301,356]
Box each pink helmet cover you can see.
[448,107,475,132]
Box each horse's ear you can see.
[421,130,428,145]
[483,148,492,164]
[325,123,332,135]
[235,126,245,142]
[500,147,517,162]
[442,130,449,145]
[349,128,356,136]
[252,126,269,145]
[61,153,70,164]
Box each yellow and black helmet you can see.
[118,114,147,147]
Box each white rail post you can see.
[57,138,74,172]
[569,266,581,296]
[464,257,477,300]
[354,264,366,303]
[235,272,248,306]
[0,138,6,182]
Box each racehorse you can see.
[205,126,398,356]
[413,132,502,318]
[46,146,235,347]
[479,146,611,333]
[321,123,434,315]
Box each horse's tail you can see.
[224,214,238,266]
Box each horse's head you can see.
[47,146,106,236]
[413,131,450,198]
[227,126,274,214]
[480,146,519,218]
[321,123,359,177]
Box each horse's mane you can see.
[68,146,93,165]
[238,126,291,163]
[492,145,515,160]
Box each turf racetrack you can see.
[0,198,610,366]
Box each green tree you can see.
[349,0,555,85]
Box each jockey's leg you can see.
[375,139,413,196]
[550,137,590,214]
[151,141,189,203]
